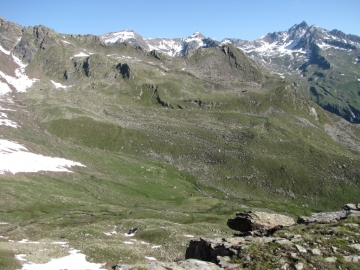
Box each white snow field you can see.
[0,139,85,174]
[19,249,106,270]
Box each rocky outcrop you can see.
[13,39,38,64]
[227,211,295,236]
[186,205,360,269]
[113,259,221,270]
[298,203,360,224]
[0,17,23,51]
[115,63,131,79]
[110,206,359,269]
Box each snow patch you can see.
[310,107,318,120]
[0,54,38,92]
[50,80,72,89]
[0,222,9,225]
[18,239,40,244]
[104,231,117,236]
[15,254,27,261]
[0,111,19,128]
[52,242,68,245]
[152,245,161,249]
[221,39,232,44]
[123,241,134,245]
[52,242,68,247]
[0,139,85,174]
[71,52,90,58]
[0,81,12,95]
[20,249,105,270]
[145,256,157,261]
[184,234,194,238]
[61,40,71,45]
[0,45,10,55]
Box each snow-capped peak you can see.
[190,31,205,38]
[100,30,136,44]
[185,31,205,42]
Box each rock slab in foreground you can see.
[113,259,221,270]
[227,211,295,235]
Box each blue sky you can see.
[1,0,359,40]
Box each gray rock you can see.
[227,211,295,235]
[217,256,241,269]
[295,262,304,270]
[148,259,222,270]
[344,223,359,228]
[275,239,293,246]
[295,244,307,253]
[186,238,235,263]
[112,264,133,270]
[324,257,337,263]
[311,248,321,255]
[297,211,347,224]
[348,210,360,217]
[343,203,360,211]
[349,244,360,251]
[113,259,222,270]
[344,256,359,262]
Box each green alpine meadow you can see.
[0,17,359,269]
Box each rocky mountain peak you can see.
[189,31,205,39]
[298,20,308,28]
[184,31,206,43]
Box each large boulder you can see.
[227,211,295,235]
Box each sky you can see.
[1,0,359,41]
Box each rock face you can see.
[0,17,23,51]
[227,211,295,236]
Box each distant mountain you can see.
[222,21,360,123]
[99,30,219,56]
[221,21,360,72]
[97,23,360,122]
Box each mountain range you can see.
[98,21,360,123]
[0,16,360,268]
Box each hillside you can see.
[0,17,360,269]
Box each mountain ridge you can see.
[96,21,360,123]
